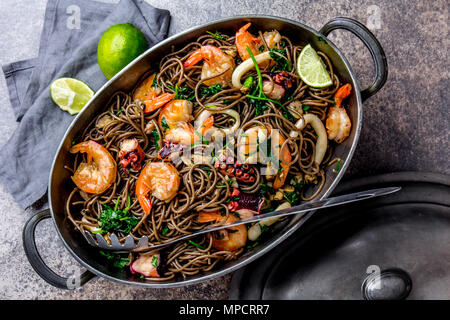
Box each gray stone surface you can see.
[0,0,448,299]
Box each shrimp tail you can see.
[144,93,175,113]
[197,211,222,223]
[197,115,214,138]
[334,83,352,107]
[238,23,260,43]
[184,48,203,68]
[139,195,152,215]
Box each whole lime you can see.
[97,23,148,79]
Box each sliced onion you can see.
[231,51,272,88]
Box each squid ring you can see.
[195,109,241,139]
[231,51,272,88]
[289,113,328,165]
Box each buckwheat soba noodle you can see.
[65,23,352,280]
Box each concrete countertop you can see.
[0,0,448,299]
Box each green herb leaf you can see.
[283,191,300,205]
[303,105,310,111]
[259,224,270,234]
[246,241,259,249]
[206,31,227,40]
[260,183,275,197]
[152,74,159,88]
[189,240,206,249]
[269,47,292,72]
[151,255,159,267]
[99,250,130,269]
[161,225,169,236]
[200,84,223,97]
[151,129,160,149]
[242,76,254,90]
[175,85,196,101]
[161,117,170,133]
[97,204,140,234]
[194,130,209,145]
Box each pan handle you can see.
[22,209,95,289]
[319,17,388,102]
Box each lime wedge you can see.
[297,44,333,88]
[50,78,94,115]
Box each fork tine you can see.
[96,233,111,249]
[136,236,149,248]
[109,233,121,248]
[84,231,97,247]
[123,235,135,249]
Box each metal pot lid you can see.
[229,172,450,300]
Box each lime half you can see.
[50,78,94,115]
[297,44,333,88]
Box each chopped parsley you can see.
[246,241,259,249]
[225,196,240,204]
[269,47,291,72]
[292,176,305,191]
[259,224,270,234]
[200,84,223,97]
[99,250,130,269]
[167,84,196,101]
[96,196,139,234]
[260,183,275,197]
[303,105,310,111]
[206,30,227,40]
[152,74,159,88]
[336,160,342,172]
[161,224,169,236]
[283,191,300,205]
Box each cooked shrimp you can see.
[334,83,352,108]
[158,99,215,146]
[133,73,175,113]
[272,132,292,189]
[197,211,247,251]
[130,252,161,278]
[135,162,180,215]
[184,45,235,87]
[262,30,282,48]
[237,126,291,189]
[70,140,117,194]
[235,23,261,61]
[326,84,352,143]
[158,99,195,146]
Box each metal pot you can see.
[22,16,387,289]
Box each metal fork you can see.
[83,186,400,252]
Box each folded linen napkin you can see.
[0,0,170,209]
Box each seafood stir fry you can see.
[67,23,353,280]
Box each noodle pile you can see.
[65,27,342,280]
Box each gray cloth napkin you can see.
[1,0,170,209]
